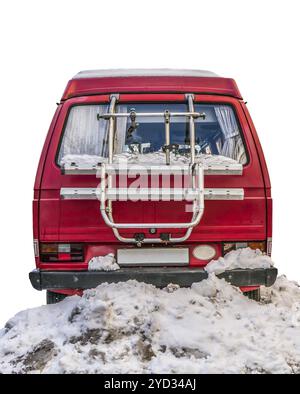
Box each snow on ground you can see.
[205,248,274,274]
[0,273,300,374]
[88,253,120,272]
[60,152,239,167]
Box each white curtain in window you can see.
[214,106,245,163]
[58,105,108,162]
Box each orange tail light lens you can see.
[223,241,266,256]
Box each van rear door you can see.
[39,94,267,249]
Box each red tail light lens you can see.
[40,243,84,262]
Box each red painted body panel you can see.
[62,76,242,101]
[33,78,272,275]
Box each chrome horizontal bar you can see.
[204,188,244,200]
[106,163,195,175]
[203,164,243,175]
[98,111,205,119]
[60,187,244,201]
[62,163,243,176]
[106,188,244,201]
[107,188,201,200]
[61,188,99,200]
[106,163,243,175]
[100,210,203,230]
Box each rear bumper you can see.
[29,266,278,290]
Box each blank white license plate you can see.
[117,248,189,267]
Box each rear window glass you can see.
[57,103,247,165]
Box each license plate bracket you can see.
[117,248,189,267]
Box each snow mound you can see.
[205,248,274,275]
[88,253,119,272]
[1,275,300,374]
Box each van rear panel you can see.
[35,95,269,266]
[31,71,274,291]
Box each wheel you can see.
[243,288,261,301]
[46,290,68,304]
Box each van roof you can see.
[73,69,219,79]
[61,69,242,100]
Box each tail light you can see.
[223,241,266,256]
[40,243,84,262]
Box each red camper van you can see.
[30,69,277,304]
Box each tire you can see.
[46,291,68,304]
[244,288,261,302]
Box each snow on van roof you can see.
[73,69,219,79]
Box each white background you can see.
[0,0,299,326]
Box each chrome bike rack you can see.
[97,93,207,244]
